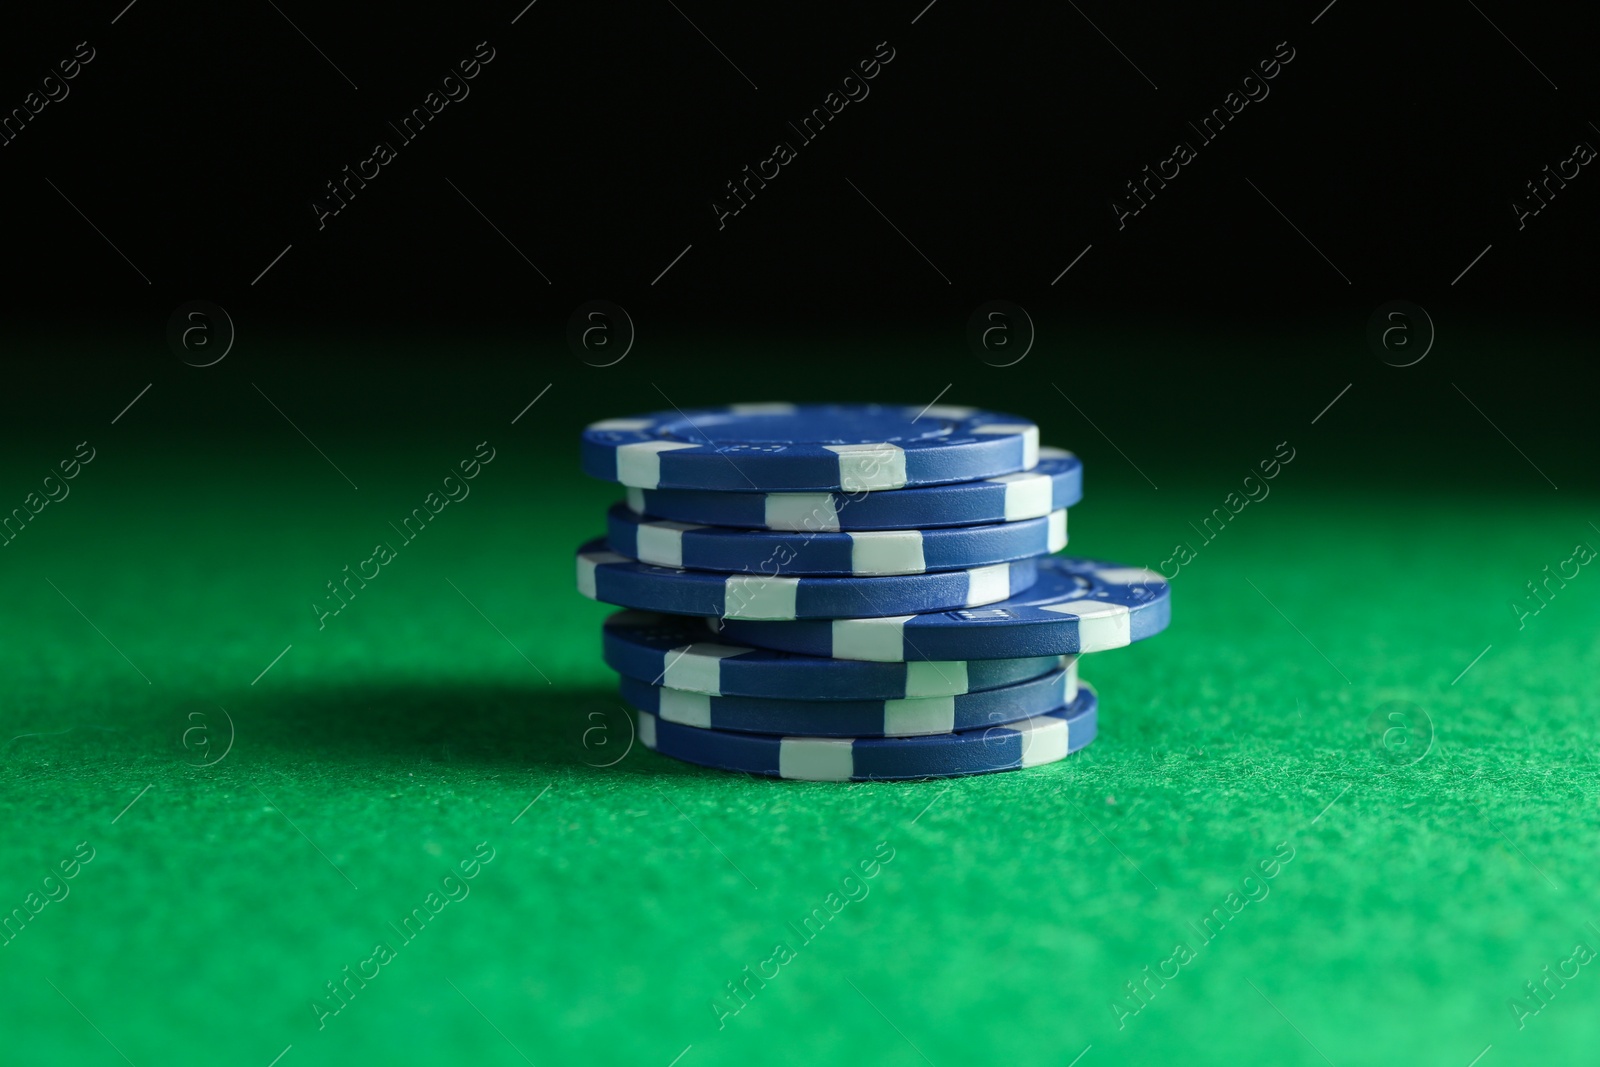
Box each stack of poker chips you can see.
[575,403,1170,782]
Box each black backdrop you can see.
[1,0,1593,457]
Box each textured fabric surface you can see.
[2,427,1596,1067]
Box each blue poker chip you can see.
[624,447,1083,531]
[577,539,1038,619]
[603,611,1064,701]
[605,503,1066,577]
[717,555,1169,660]
[638,683,1098,781]
[618,661,1078,737]
[581,403,1039,491]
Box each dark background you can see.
[3,7,1596,1064]
[0,0,1591,471]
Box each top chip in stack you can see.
[575,402,1170,782]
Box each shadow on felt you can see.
[231,679,658,772]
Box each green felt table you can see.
[3,331,1596,1066]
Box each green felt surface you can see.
[3,350,1598,1066]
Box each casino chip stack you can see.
[576,402,1170,782]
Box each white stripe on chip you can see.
[824,442,907,491]
[1047,510,1068,551]
[728,402,797,415]
[1040,599,1130,651]
[847,529,926,575]
[989,469,1052,520]
[661,642,752,695]
[723,575,801,619]
[779,737,854,781]
[576,549,629,598]
[903,660,970,697]
[588,418,654,432]
[657,687,712,728]
[1096,566,1168,588]
[832,615,912,661]
[635,519,702,568]
[765,493,839,532]
[1014,714,1068,766]
[964,562,1013,606]
[882,696,956,736]
[917,404,977,420]
[975,423,1039,469]
[615,441,697,488]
